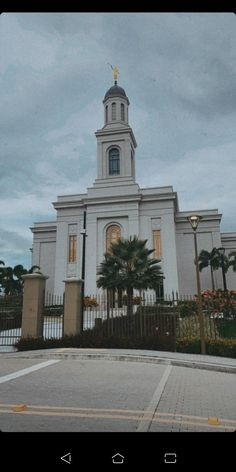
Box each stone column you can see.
[63,278,83,336]
[21,273,48,338]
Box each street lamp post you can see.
[187,214,206,355]
[217,247,227,292]
[80,211,87,333]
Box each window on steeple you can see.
[121,103,125,121]
[111,102,116,120]
[105,105,108,123]
[109,148,120,175]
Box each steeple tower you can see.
[93,70,137,188]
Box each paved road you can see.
[0,349,235,433]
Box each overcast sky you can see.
[1,12,236,269]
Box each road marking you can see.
[152,417,234,431]
[0,403,235,427]
[0,404,234,430]
[0,404,144,414]
[137,364,172,432]
[0,360,60,384]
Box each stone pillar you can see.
[63,278,83,336]
[21,273,48,338]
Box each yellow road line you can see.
[0,404,234,430]
[152,417,235,431]
[0,403,235,425]
[0,409,234,430]
[155,412,236,424]
[0,403,145,414]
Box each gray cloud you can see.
[1,12,236,268]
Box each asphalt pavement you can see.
[0,348,235,433]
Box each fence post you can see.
[63,278,83,336]
[21,273,48,338]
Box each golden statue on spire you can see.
[113,65,118,82]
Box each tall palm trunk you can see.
[210,265,215,291]
[127,287,133,317]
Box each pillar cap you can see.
[22,273,49,280]
[63,278,84,283]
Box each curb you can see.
[3,351,236,373]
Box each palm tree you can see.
[228,251,236,272]
[0,261,5,294]
[0,263,40,295]
[198,248,221,290]
[97,236,164,316]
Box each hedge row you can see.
[14,334,174,352]
[176,336,236,357]
[14,334,236,358]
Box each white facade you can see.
[31,81,236,296]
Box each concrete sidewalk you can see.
[1,348,236,373]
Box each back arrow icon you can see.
[60,452,72,464]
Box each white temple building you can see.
[31,76,236,297]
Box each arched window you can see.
[121,103,125,121]
[105,105,108,123]
[106,225,121,252]
[111,102,116,120]
[109,148,120,175]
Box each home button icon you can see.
[112,453,125,464]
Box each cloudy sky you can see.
[1,12,236,269]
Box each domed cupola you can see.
[103,84,129,104]
[103,66,130,126]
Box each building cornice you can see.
[52,189,179,210]
[221,232,236,241]
[175,211,222,224]
[95,126,137,148]
[30,224,57,233]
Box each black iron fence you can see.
[82,294,177,351]
[82,292,236,342]
[0,295,22,349]
[1,290,235,351]
[43,292,64,339]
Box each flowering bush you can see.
[83,296,99,307]
[194,290,236,319]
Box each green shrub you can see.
[177,300,198,317]
[215,319,236,339]
[136,305,175,315]
[206,338,236,357]
[0,310,22,331]
[15,334,236,358]
[176,336,236,358]
[15,333,175,352]
[176,336,201,354]
[43,305,63,316]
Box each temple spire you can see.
[113,65,118,85]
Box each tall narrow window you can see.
[121,103,125,121]
[106,225,121,252]
[111,102,116,120]
[68,235,77,263]
[131,149,135,176]
[109,148,120,175]
[105,105,108,123]
[153,230,162,258]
